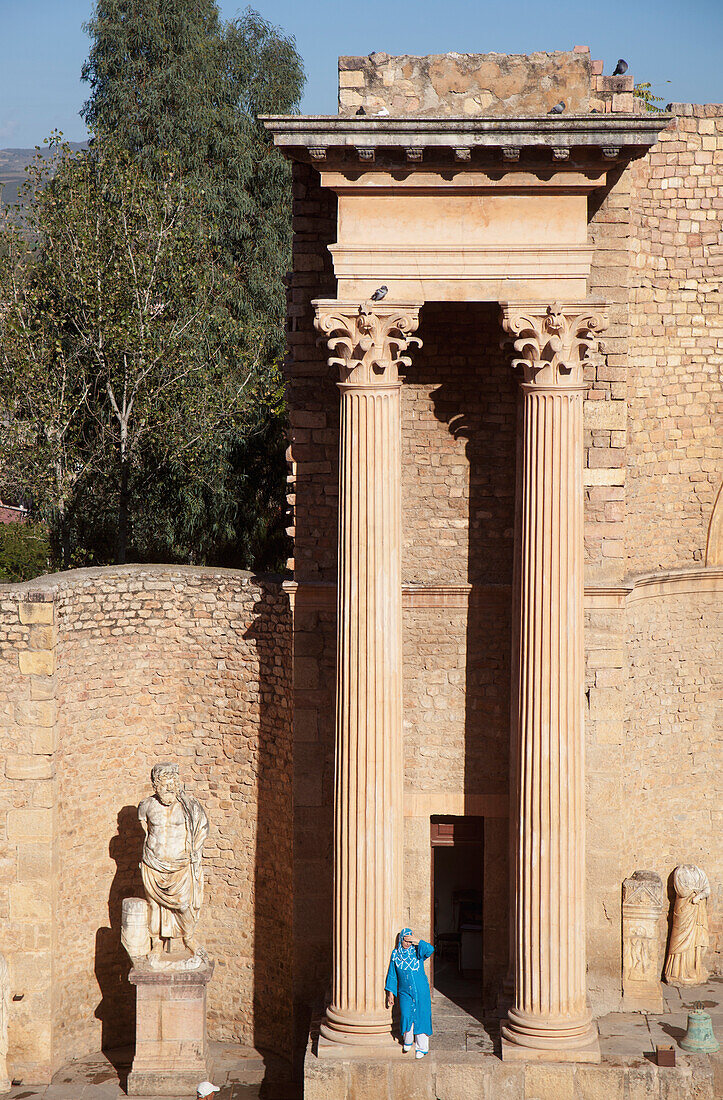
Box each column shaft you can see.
[313,300,421,1050]
[500,301,607,1062]
[323,383,403,1041]
[506,385,591,1042]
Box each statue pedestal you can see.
[127,957,214,1096]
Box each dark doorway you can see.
[430,816,484,1001]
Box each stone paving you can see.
[2,1042,300,1100]
[4,978,721,1099]
[431,974,723,1062]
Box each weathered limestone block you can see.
[621,871,665,1012]
[6,808,52,840]
[4,755,54,781]
[338,51,592,117]
[18,651,54,676]
[18,602,53,625]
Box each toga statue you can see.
[139,762,209,957]
[664,864,710,986]
[0,951,9,1093]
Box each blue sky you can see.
[0,0,721,147]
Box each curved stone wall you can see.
[0,565,292,1081]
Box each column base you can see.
[319,1004,397,1054]
[501,1007,601,1062]
[501,1035,601,1063]
[317,1033,405,1059]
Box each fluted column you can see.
[500,302,608,1062]
[313,300,422,1049]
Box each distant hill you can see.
[0,142,88,206]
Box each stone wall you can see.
[624,574,722,977]
[0,566,292,1082]
[0,594,56,1083]
[627,105,723,572]
[338,51,593,117]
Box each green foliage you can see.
[0,138,259,566]
[0,2,305,574]
[81,1,304,360]
[633,82,666,113]
[0,521,50,583]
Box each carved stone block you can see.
[621,870,665,1012]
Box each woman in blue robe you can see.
[384,928,434,1057]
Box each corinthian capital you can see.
[500,301,608,388]
[313,300,422,385]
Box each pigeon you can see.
[376,107,390,117]
[370,286,388,302]
[612,59,628,76]
[356,106,366,115]
[548,101,565,114]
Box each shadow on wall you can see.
[95,806,145,1057]
[422,301,515,1004]
[247,581,294,1064]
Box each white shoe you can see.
[415,1050,426,1059]
[402,1045,412,1053]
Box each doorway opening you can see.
[430,816,484,1002]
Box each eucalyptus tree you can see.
[81,1,305,361]
[78,1,305,568]
[0,140,252,566]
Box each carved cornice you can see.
[262,114,672,170]
[500,301,608,388]
[313,300,422,385]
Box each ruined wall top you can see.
[338,50,595,117]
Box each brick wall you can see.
[0,566,292,1081]
[627,105,723,572]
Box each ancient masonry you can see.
[0,567,292,1081]
[267,44,722,1090]
[0,44,720,1100]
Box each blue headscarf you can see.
[392,928,420,971]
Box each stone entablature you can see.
[263,114,669,301]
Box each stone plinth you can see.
[622,871,665,1012]
[127,957,214,1096]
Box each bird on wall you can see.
[376,107,390,117]
[612,59,628,76]
[548,101,565,114]
[356,106,366,115]
[370,286,388,301]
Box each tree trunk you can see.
[117,460,130,564]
